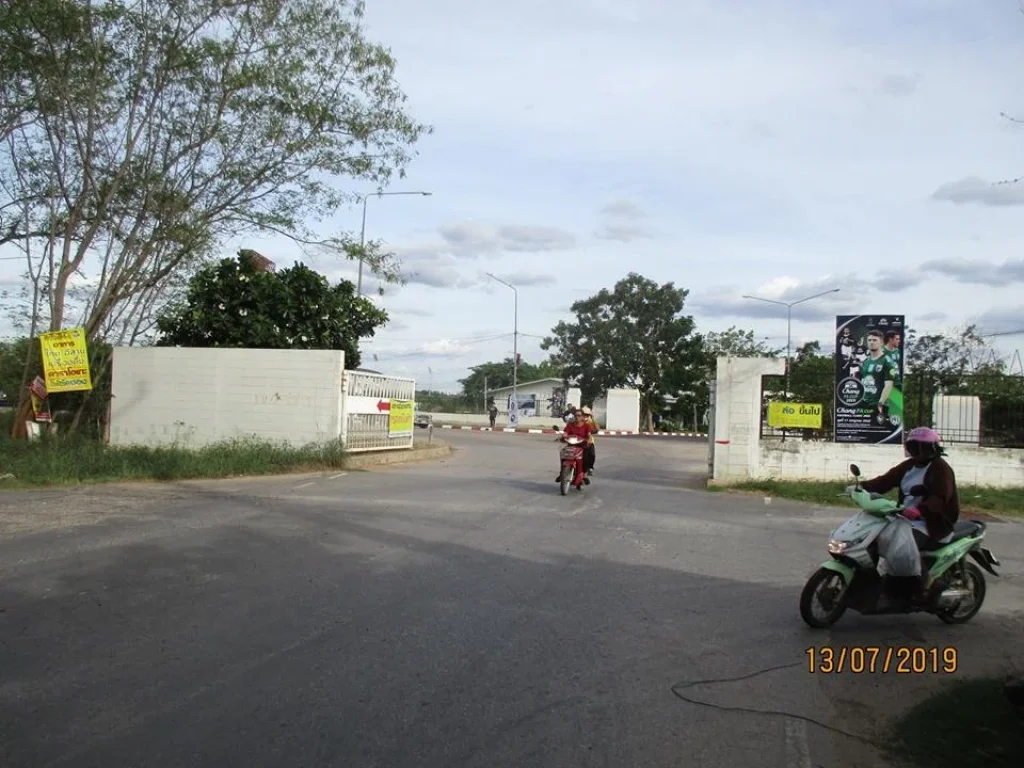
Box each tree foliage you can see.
[0,0,427,344]
[155,251,386,369]
[459,358,561,406]
[541,273,702,428]
[702,326,780,361]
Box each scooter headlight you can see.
[828,534,867,555]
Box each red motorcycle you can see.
[558,434,586,495]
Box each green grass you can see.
[709,478,1024,517]
[0,432,347,488]
[886,677,1024,768]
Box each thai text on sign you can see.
[39,327,93,393]
[767,401,823,429]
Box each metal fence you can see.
[759,370,1024,448]
[342,370,416,453]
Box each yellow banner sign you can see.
[767,401,823,429]
[39,327,92,393]
[388,399,414,436]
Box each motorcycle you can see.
[556,432,586,496]
[799,463,1001,628]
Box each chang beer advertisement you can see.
[834,315,905,444]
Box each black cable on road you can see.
[669,661,885,749]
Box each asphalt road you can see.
[1,432,1022,768]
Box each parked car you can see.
[414,413,432,429]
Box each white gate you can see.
[341,370,417,453]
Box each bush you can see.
[0,431,346,487]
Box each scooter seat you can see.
[951,520,985,541]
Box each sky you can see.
[5,0,1024,390]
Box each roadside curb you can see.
[344,441,452,470]
[433,425,706,438]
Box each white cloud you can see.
[920,257,1024,286]
[420,339,474,356]
[600,201,646,219]
[438,221,576,257]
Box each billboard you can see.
[834,315,905,444]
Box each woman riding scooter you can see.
[856,426,960,606]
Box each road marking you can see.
[329,473,348,480]
[294,482,315,489]
[784,718,812,768]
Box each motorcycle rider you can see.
[580,405,597,476]
[856,426,960,606]
[556,411,594,485]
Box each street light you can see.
[486,272,518,426]
[742,287,840,396]
[357,190,432,295]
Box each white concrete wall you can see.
[709,355,1024,489]
[758,440,1024,487]
[110,347,345,447]
[711,356,785,483]
[567,387,582,409]
[605,388,640,432]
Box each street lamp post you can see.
[486,272,518,425]
[357,190,432,295]
[741,288,840,397]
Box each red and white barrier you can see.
[432,424,706,438]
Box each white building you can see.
[487,377,566,417]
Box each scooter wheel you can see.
[936,562,986,625]
[799,567,850,628]
[560,469,571,496]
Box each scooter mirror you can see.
[849,463,861,477]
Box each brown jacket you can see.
[859,456,960,540]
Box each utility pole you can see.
[486,273,518,425]
[742,288,841,397]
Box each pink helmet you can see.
[906,426,942,444]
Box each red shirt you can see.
[563,421,592,441]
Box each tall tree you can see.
[0,0,427,344]
[541,273,703,430]
[155,251,387,369]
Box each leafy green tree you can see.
[155,251,387,369]
[671,326,780,430]
[541,273,702,430]
[415,390,471,413]
[902,325,1023,444]
[0,0,427,342]
[759,341,834,437]
[703,326,780,361]
[459,358,561,409]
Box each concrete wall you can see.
[110,347,345,447]
[605,388,640,432]
[759,440,1024,487]
[709,356,1024,488]
[711,356,785,484]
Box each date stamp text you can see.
[806,646,957,674]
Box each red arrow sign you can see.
[376,399,390,412]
